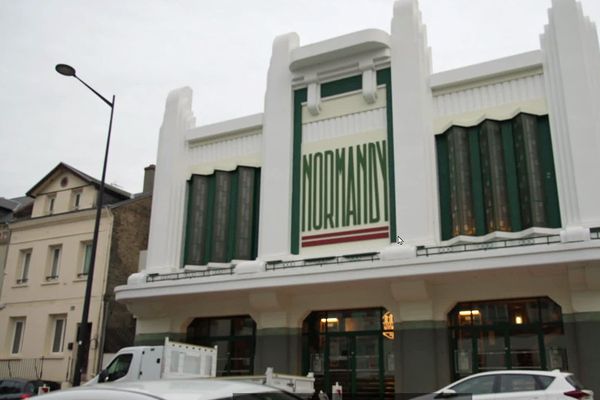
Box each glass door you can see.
[327,335,353,396]
[354,335,381,399]
[508,328,542,370]
[327,334,382,400]
[476,327,507,372]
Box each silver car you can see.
[37,379,302,400]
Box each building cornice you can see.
[116,239,600,303]
[430,50,543,94]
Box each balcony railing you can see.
[146,266,235,283]
[141,230,600,283]
[265,252,380,271]
[416,234,563,257]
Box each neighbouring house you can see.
[0,163,152,386]
[116,0,600,396]
[0,197,33,300]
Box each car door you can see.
[448,374,498,400]
[496,374,548,400]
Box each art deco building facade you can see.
[116,0,600,396]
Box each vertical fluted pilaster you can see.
[146,87,196,272]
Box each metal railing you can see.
[146,266,235,283]
[265,252,380,271]
[0,358,45,380]
[143,229,600,282]
[416,234,562,257]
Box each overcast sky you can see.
[1,0,600,199]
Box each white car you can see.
[426,370,592,400]
[36,379,302,400]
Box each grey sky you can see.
[1,0,600,199]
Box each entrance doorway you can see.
[449,297,567,380]
[303,308,395,400]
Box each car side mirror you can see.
[435,389,457,398]
[98,369,109,383]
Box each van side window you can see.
[104,353,133,382]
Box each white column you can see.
[258,33,300,260]
[389,0,437,245]
[146,87,196,273]
[541,0,600,238]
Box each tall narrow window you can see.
[447,127,475,236]
[48,195,56,214]
[479,120,510,232]
[11,318,25,354]
[18,250,32,284]
[51,316,66,353]
[513,114,547,228]
[80,242,92,277]
[47,246,61,280]
[73,191,82,210]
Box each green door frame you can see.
[466,322,548,377]
[324,330,385,400]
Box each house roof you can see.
[0,196,33,222]
[26,162,131,200]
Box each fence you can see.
[0,358,46,380]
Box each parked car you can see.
[413,370,592,400]
[34,379,302,400]
[0,378,60,399]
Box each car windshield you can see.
[102,353,133,382]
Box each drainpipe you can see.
[96,294,111,372]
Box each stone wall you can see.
[103,195,151,353]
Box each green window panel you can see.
[184,167,261,266]
[436,114,561,240]
[479,120,510,232]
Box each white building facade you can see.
[116,0,600,396]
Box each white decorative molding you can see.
[146,87,195,273]
[307,82,321,116]
[390,0,437,245]
[380,243,417,260]
[561,226,591,243]
[291,29,391,87]
[188,131,262,165]
[258,32,299,259]
[186,113,262,145]
[541,0,600,229]
[433,99,548,134]
[303,107,386,144]
[361,68,378,104]
[432,73,545,118]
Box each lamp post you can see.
[55,64,115,386]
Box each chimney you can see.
[143,164,155,194]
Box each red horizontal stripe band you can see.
[302,226,389,240]
[302,232,389,247]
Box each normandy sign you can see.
[300,133,390,248]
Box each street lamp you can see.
[55,63,115,386]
